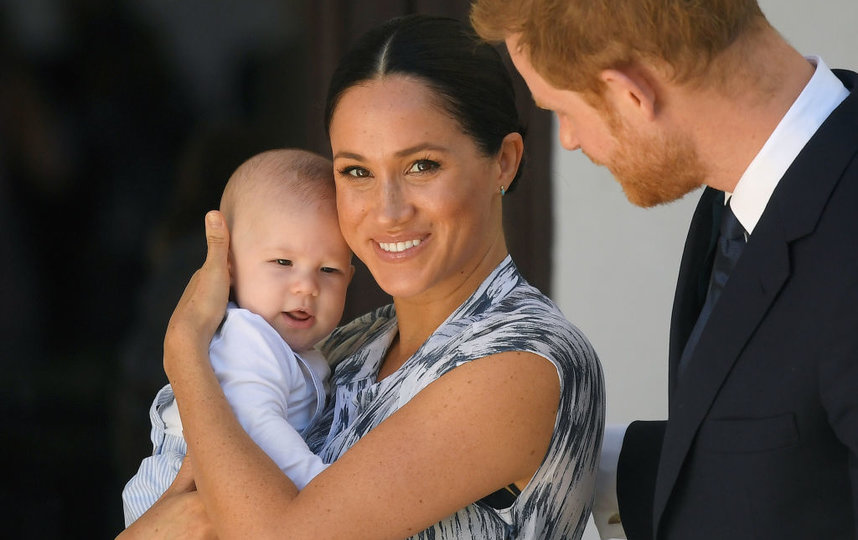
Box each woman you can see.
[123,15,604,539]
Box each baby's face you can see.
[230,197,353,352]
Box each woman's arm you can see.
[118,453,215,539]
[155,211,562,539]
[161,211,299,535]
[291,350,561,539]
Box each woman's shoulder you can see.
[472,257,572,325]
[461,271,595,366]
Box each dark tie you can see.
[677,199,746,377]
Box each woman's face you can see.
[329,76,510,303]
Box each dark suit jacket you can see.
[617,69,858,540]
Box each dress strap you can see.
[479,484,521,510]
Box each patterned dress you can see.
[304,256,605,539]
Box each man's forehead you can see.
[503,41,550,100]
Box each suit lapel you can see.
[667,188,722,397]
[652,70,858,535]
[653,223,791,529]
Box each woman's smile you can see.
[378,238,422,253]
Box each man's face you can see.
[505,35,616,159]
[505,35,706,207]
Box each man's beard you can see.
[590,115,707,208]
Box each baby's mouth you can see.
[286,310,312,322]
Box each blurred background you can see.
[2,0,856,538]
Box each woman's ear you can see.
[599,67,657,121]
[496,132,524,187]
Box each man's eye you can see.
[275,259,292,266]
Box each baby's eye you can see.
[320,266,340,274]
[340,166,371,178]
[274,259,292,266]
[407,159,440,174]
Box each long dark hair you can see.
[324,14,525,192]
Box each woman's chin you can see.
[369,267,435,301]
[375,279,426,300]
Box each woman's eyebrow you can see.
[333,143,449,162]
[394,143,448,158]
[332,150,364,161]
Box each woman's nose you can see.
[376,178,414,225]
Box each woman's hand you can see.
[117,454,216,539]
[164,211,231,381]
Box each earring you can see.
[499,185,506,196]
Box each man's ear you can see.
[599,68,657,121]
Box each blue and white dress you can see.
[305,256,605,539]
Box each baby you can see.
[122,148,353,525]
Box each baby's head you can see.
[220,149,354,352]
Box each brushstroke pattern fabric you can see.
[304,256,605,539]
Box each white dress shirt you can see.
[730,57,849,232]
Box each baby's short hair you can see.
[220,148,334,228]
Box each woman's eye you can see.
[408,159,440,174]
[340,166,371,178]
[274,259,292,266]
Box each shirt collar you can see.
[729,56,849,234]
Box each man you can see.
[472,1,858,539]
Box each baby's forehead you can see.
[242,168,334,206]
[234,184,341,235]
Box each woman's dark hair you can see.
[324,14,525,192]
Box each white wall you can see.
[546,2,858,538]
